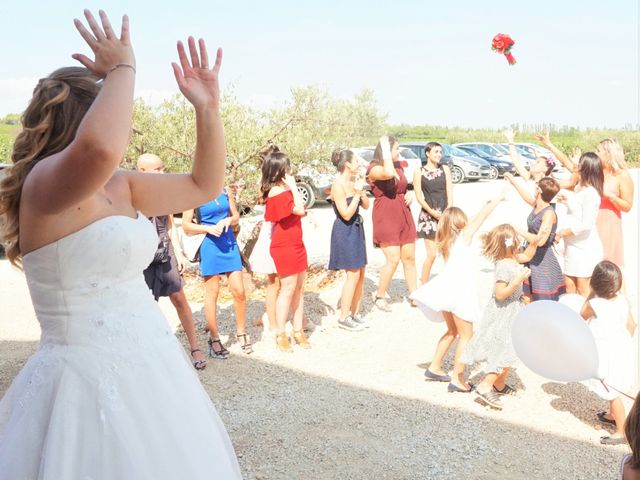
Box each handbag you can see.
[151,217,170,265]
[181,207,205,263]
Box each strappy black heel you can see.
[207,338,229,360]
[237,333,253,354]
[190,349,207,370]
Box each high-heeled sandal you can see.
[292,329,311,349]
[207,338,229,360]
[275,333,292,352]
[190,349,207,370]
[237,333,253,354]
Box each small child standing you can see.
[581,260,636,445]
[461,224,535,409]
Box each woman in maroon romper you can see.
[367,136,417,311]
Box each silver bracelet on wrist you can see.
[108,63,136,75]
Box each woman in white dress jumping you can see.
[0,10,241,479]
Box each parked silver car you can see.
[295,165,334,209]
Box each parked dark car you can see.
[400,142,491,184]
[454,144,515,179]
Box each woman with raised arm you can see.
[0,11,241,479]
[507,176,566,302]
[329,148,370,331]
[413,142,452,284]
[503,128,557,206]
[594,139,634,269]
[367,136,417,311]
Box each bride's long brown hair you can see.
[0,67,100,267]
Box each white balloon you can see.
[512,300,599,382]
[558,293,586,314]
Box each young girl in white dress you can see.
[411,187,507,393]
[461,224,536,410]
[555,152,604,296]
[580,260,636,446]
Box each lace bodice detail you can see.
[22,214,166,349]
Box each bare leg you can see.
[477,372,499,393]
[276,274,298,334]
[610,397,627,437]
[376,245,400,298]
[169,288,205,364]
[340,269,361,320]
[421,238,437,284]
[564,275,577,294]
[350,268,366,315]
[203,275,221,339]
[575,277,591,297]
[429,311,458,375]
[266,274,279,331]
[227,271,247,335]
[289,272,306,331]
[452,315,473,389]
[492,369,510,391]
[400,242,417,294]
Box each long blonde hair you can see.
[436,207,467,261]
[597,138,627,172]
[0,67,100,267]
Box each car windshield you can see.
[355,149,374,162]
[461,146,486,158]
[448,145,470,156]
[399,148,419,159]
[493,144,510,154]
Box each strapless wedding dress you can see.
[0,213,241,479]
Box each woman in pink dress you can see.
[594,139,634,269]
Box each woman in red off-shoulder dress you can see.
[262,149,310,352]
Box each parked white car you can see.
[350,146,421,187]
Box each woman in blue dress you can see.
[329,149,370,331]
[182,188,253,358]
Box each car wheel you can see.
[489,166,499,180]
[296,182,315,209]
[450,166,464,184]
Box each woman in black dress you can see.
[329,149,370,331]
[138,153,206,370]
[413,142,453,284]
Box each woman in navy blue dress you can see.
[182,188,253,359]
[329,149,370,331]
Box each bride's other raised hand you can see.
[72,10,135,77]
[172,37,222,110]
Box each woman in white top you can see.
[555,152,604,296]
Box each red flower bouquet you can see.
[492,33,516,66]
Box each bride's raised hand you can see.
[172,37,222,110]
[72,10,135,78]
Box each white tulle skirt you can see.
[0,334,242,479]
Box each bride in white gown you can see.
[0,10,241,479]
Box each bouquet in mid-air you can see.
[492,33,517,66]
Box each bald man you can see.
[137,153,206,370]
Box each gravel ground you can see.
[1,176,638,479]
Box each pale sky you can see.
[1,0,638,128]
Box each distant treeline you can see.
[388,124,640,166]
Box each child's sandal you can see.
[493,384,516,396]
